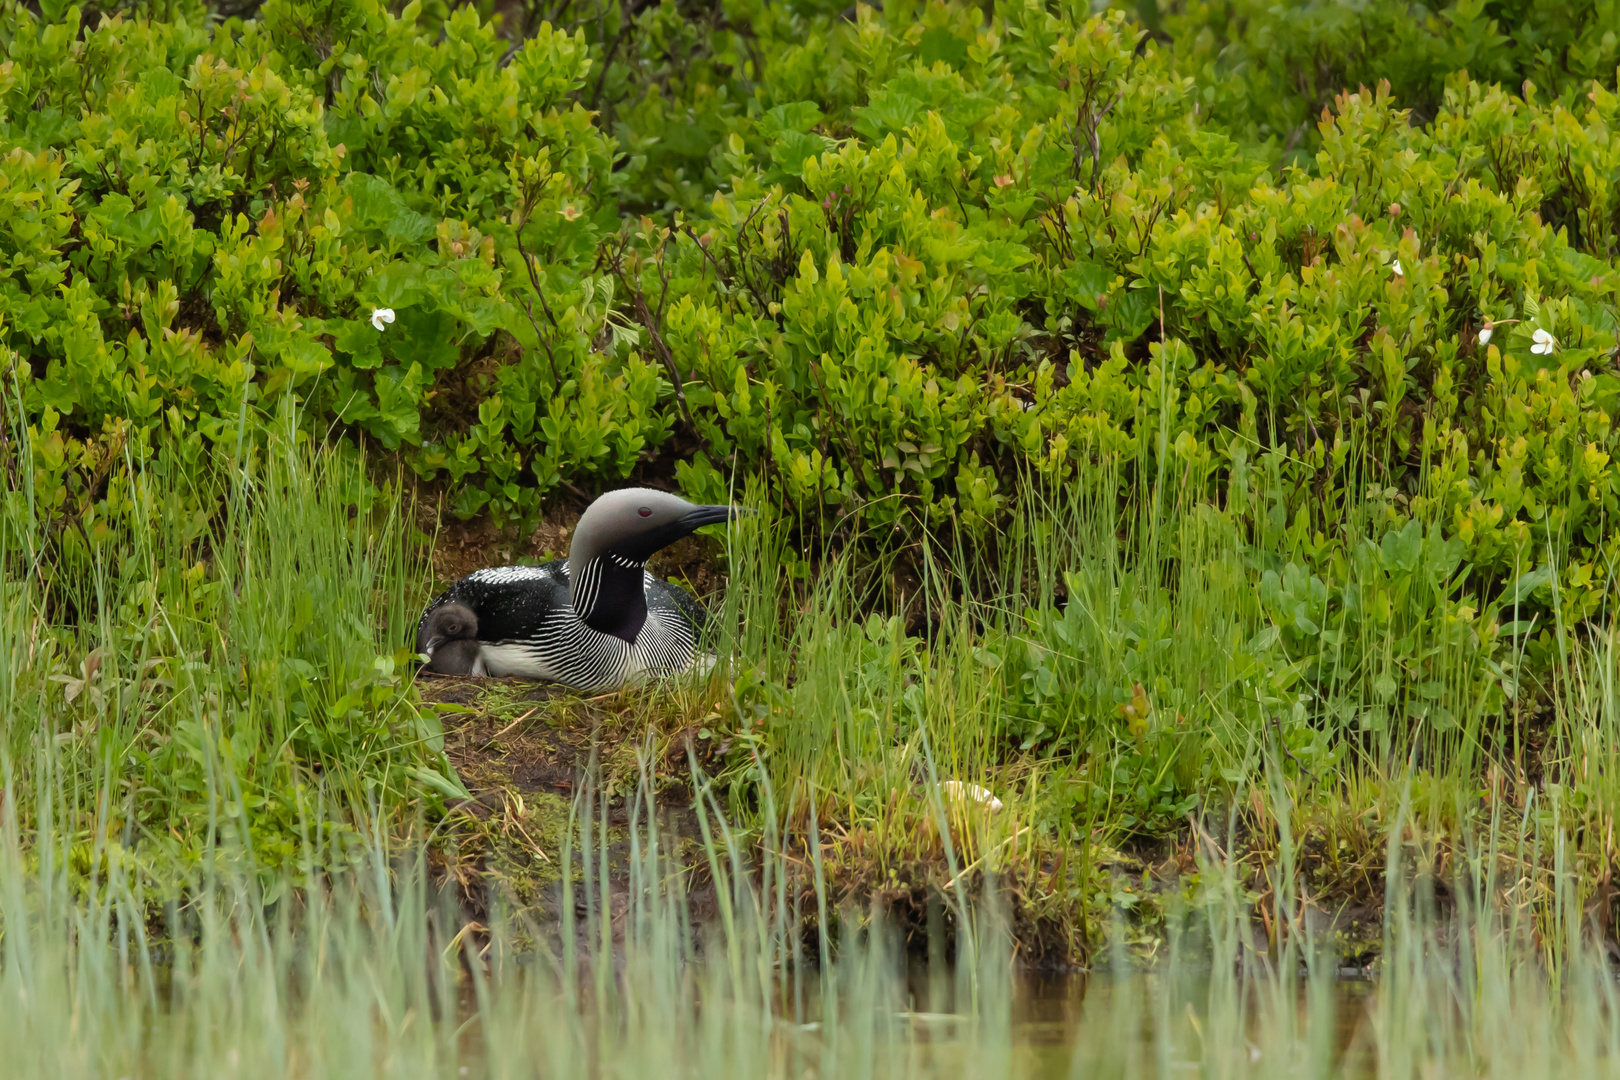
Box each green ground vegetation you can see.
[3,0,1620,962]
[2,758,1619,1077]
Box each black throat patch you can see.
[572,555,648,644]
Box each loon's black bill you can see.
[679,505,742,530]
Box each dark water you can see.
[849,970,1381,1077]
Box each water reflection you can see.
[772,967,1384,1077]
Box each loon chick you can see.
[414,488,738,691]
[418,603,484,675]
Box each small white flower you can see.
[1390,259,1404,276]
[370,307,396,332]
[941,780,1003,812]
[1531,327,1557,355]
[1477,324,1493,346]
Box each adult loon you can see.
[415,488,737,691]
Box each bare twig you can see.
[609,237,708,454]
[1069,38,1145,192]
[513,198,564,388]
[807,359,874,497]
[484,706,541,748]
[0,354,15,491]
[762,392,774,483]
[681,223,730,288]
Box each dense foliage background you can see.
[3,0,1616,556]
[2,0,1619,889]
[0,0,1607,537]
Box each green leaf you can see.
[1247,626,1280,654]
[759,101,824,136]
[371,262,428,308]
[393,307,460,371]
[852,90,924,140]
[1058,261,1112,310]
[1507,566,1553,605]
[918,27,969,69]
[406,764,472,802]
[333,317,385,370]
[347,174,434,247]
[1102,288,1157,342]
[770,130,833,179]
[1380,519,1424,574]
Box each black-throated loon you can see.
[415,488,737,691]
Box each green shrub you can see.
[1,0,665,529]
[3,0,1620,821]
[1146,0,1620,164]
[620,6,1617,623]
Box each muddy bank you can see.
[419,673,1086,962]
[419,675,1389,970]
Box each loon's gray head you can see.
[567,488,736,578]
[567,488,738,641]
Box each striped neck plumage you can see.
[569,553,649,644]
[565,487,737,644]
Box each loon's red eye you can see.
[638,506,653,517]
